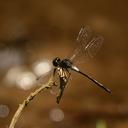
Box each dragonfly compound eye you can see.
[53,57,61,67]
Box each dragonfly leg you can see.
[52,68,58,87]
[53,68,57,76]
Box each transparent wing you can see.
[36,68,54,86]
[85,35,103,58]
[69,26,103,63]
[76,26,92,44]
[70,26,92,62]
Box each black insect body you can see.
[52,26,111,104]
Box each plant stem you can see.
[9,77,53,128]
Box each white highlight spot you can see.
[0,104,10,118]
[16,72,36,90]
[49,108,64,122]
[33,60,52,76]
[5,66,24,86]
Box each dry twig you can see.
[9,76,53,128]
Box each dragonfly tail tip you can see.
[106,88,112,94]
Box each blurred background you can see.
[0,0,128,128]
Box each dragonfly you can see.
[51,26,111,104]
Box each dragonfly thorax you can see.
[53,57,73,69]
[61,59,73,69]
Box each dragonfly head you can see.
[53,57,61,67]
